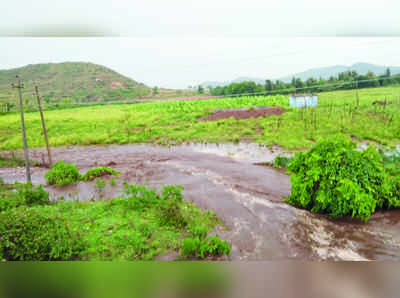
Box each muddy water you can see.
[0,143,399,261]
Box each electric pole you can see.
[34,85,53,166]
[12,76,31,183]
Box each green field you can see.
[0,86,399,150]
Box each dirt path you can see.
[1,143,399,260]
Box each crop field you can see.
[0,86,399,150]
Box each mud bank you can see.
[0,143,399,260]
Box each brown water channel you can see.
[1,143,399,260]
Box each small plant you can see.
[109,178,116,186]
[0,152,25,167]
[180,235,231,259]
[17,183,49,206]
[157,185,187,228]
[95,179,106,191]
[82,167,119,181]
[123,183,159,211]
[45,161,81,186]
[273,156,293,168]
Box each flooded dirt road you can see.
[1,143,399,260]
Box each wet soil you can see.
[199,107,286,121]
[0,143,399,261]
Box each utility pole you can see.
[34,85,53,166]
[12,76,31,183]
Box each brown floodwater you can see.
[0,142,399,260]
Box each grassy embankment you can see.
[0,86,399,150]
[0,179,229,261]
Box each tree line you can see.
[207,68,400,96]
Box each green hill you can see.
[0,62,151,109]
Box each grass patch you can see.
[0,86,399,150]
[0,153,25,167]
[82,167,120,181]
[0,182,230,261]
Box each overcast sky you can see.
[1,0,399,88]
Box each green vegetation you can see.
[45,163,120,186]
[45,161,82,186]
[0,152,26,167]
[94,179,106,191]
[0,182,230,261]
[180,235,231,259]
[82,167,120,181]
[209,68,400,96]
[273,156,293,168]
[0,62,150,111]
[0,85,399,150]
[379,149,400,177]
[0,183,49,212]
[285,138,400,222]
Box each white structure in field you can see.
[289,94,318,108]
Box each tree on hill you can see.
[152,86,159,95]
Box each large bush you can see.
[45,161,81,186]
[286,137,400,222]
[0,206,85,260]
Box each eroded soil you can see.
[1,143,399,260]
[199,107,286,121]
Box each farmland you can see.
[1,84,400,261]
[0,86,399,150]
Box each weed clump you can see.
[45,161,81,186]
[82,167,120,181]
[180,235,231,259]
[286,137,400,222]
[157,185,187,228]
[273,156,292,168]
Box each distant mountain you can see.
[277,63,400,82]
[0,62,150,105]
[199,63,400,88]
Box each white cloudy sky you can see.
[0,0,399,88]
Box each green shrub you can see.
[95,179,106,190]
[190,225,208,239]
[17,183,49,206]
[379,149,400,177]
[123,183,159,211]
[286,137,400,222]
[273,156,293,168]
[0,183,49,212]
[45,161,81,186]
[0,206,85,260]
[180,235,231,259]
[157,185,187,228]
[82,167,119,181]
